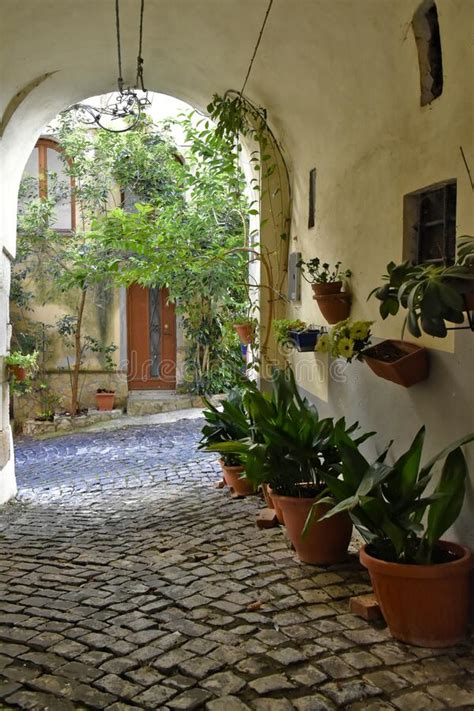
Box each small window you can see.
[412,0,443,106]
[403,181,456,265]
[21,138,75,231]
[308,168,316,229]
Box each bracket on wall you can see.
[446,295,474,332]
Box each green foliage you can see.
[318,424,474,564]
[272,318,307,346]
[199,386,255,466]
[207,367,371,498]
[317,320,373,362]
[369,237,474,339]
[299,257,351,285]
[5,351,38,369]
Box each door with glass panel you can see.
[127,284,176,389]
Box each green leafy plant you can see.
[317,320,373,362]
[369,236,474,338]
[272,318,307,346]
[298,257,351,285]
[316,423,474,564]
[207,367,371,497]
[199,386,255,466]
[5,351,38,370]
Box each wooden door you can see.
[127,285,176,390]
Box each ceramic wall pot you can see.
[288,329,320,352]
[314,293,351,324]
[363,339,429,387]
[233,323,254,345]
[8,365,27,381]
[360,542,474,647]
[312,282,342,296]
[219,461,254,496]
[95,392,115,411]
[271,494,352,564]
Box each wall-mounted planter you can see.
[8,365,27,381]
[233,322,254,345]
[288,329,321,352]
[363,339,429,387]
[96,391,116,411]
[314,293,352,324]
[312,281,343,297]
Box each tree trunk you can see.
[71,289,87,415]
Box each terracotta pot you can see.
[8,365,27,381]
[267,485,284,524]
[233,323,254,345]
[95,392,115,411]
[262,483,274,509]
[363,339,429,387]
[312,281,342,296]
[271,494,352,564]
[314,293,351,324]
[360,542,474,647]
[219,461,254,496]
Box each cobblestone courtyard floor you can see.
[0,416,473,710]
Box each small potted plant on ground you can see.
[199,387,255,496]
[213,367,372,564]
[273,318,321,352]
[299,257,352,323]
[87,338,118,411]
[6,351,38,382]
[317,423,474,647]
[318,319,429,387]
[369,236,474,338]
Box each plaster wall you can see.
[0,0,473,545]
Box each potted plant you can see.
[318,319,429,387]
[369,236,474,338]
[5,351,38,382]
[199,387,255,496]
[212,367,372,564]
[273,318,321,352]
[233,318,256,345]
[316,423,474,647]
[299,257,352,323]
[88,338,117,411]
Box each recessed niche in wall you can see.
[403,180,456,265]
[288,251,301,301]
[412,0,443,106]
[308,168,316,229]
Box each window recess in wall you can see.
[308,168,316,229]
[403,180,456,265]
[412,0,443,106]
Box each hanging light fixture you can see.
[64,0,151,132]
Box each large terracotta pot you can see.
[314,293,352,324]
[219,461,254,496]
[463,289,474,311]
[363,339,428,387]
[267,485,284,524]
[312,282,342,296]
[96,392,115,411]
[271,494,352,564]
[233,323,254,345]
[360,542,474,648]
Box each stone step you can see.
[126,391,204,416]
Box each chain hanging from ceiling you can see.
[64,0,151,133]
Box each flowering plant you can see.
[298,257,351,284]
[317,320,373,362]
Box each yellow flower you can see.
[317,334,329,353]
[350,321,370,340]
[338,337,354,359]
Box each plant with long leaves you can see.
[199,385,256,467]
[312,423,474,564]
[206,367,372,497]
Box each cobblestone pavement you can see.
[0,418,473,710]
